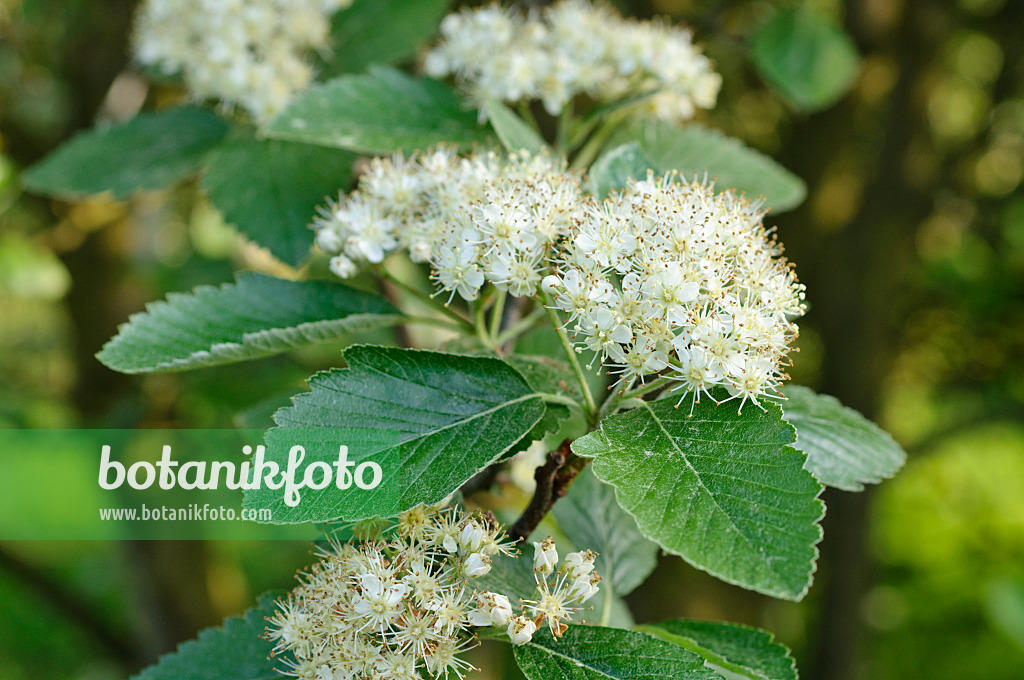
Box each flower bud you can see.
[460,520,486,551]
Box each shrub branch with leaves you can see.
[24,1,905,679]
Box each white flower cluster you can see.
[314,148,585,302]
[543,173,805,410]
[315,147,804,409]
[267,504,600,680]
[132,0,351,123]
[424,0,721,123]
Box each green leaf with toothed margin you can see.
[514,624,723,680]
[265,66,492,154]
[201,135,356,266]
[781,385,906,492]
[572,398,824,600]
[322,0,450,76]
[606,120,806,212]
[245,346,547,523]
[23,107,228,200]
[97,273,402,373]
[130,593,281,680]
[638,620,799,680]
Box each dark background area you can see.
[1,1,1023,678]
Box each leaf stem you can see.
[495,305,545,347]
[623,374,675,401]
[570,115,620,171]
[488,289,507,345]
[537,392,583,410]
[599,374,674,419]
[542,293,597,423]
[472,297,495,351]
[376,267,473,331]
[555,100,574,153]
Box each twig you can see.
[510,440,589,542]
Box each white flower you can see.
[313,148,803,410]
[566,574,601,603]
[425,0,720,124]
[553,173,804,407]
[313,148,584,302]
[581,308,633,360]
[460,520,486,551]
[132,0,352,123]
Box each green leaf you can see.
[553,467,658,596]
[514,624,722,680]
[608,121,806,212]
[781,386,906,492]
[23,107,229,200]
[202,135,355,266]
[750,8,860,112]
[324,0,450,76]
[131,593,280,680]
[97,273,402,373]
[505,354,587,454]
[572,398,824,600]
[484,99,549,155]
[265,66,491,154]
[474,548,539,603]
[588,142,656,198]
[245,347,546,522]
[585,141,655,197]
[638,620,798,680]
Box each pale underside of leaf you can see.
[553,466,658,597]
[97,273,402,373]
[606,120,807,212]
[781,385,906,491]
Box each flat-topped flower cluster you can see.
[132,0,351,123]
[543,173,804,407]
[315,148,585,302]
[314,148,805,408]
[266,504,600,680]
[424,0,721,123]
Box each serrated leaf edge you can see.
[574,401,825,601]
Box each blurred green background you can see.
[1,0,1023,678]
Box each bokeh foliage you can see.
[1,0,1023,679]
